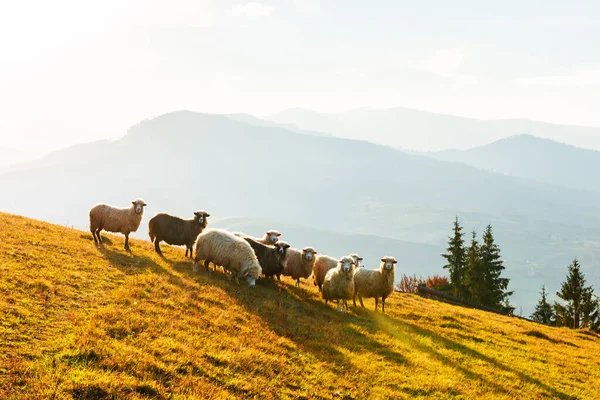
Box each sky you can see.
[1,0,600,152]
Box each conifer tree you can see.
[441,217,467,298]
[478,224,512,308]
[464,230,482,302]
[530,285,555,325]
[554,259,598,329]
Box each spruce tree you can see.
[441,217,467,298]
[478,224,512,308]
[530,285,555,325]
[555,259,597,329]
[464,230,482,302]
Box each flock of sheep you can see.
[89,199,398,313]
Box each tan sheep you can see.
[193,229,262,287]
[353,256,397,312]
[313,253,362,291]
[89,198,147,251]
[282,246,317,287]
[234,230,281,245]
[322,256,356,312]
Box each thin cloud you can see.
[518,68,600,86]
[229,2,274,18]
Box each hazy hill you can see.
[428,134,600,193]
[224,113,332,137]
[2,110,600,314]
[0,147,42,171]
[267,107,600,152]
[2,212,599,399]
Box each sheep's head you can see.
[244,261,262,288]
[350,253,363,268]
[275,241,290,258]
[193,210,210,226]
[131,199,147,214]
[265,230,281,244]
[381,256,398,271]
[338,256,355,273]
[302,247,317,262]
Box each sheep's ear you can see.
[143,203,147,206]
[358,257,363,261]
[276,233,282,236]
[381,258,386,262]
[205,213,210,217]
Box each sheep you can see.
[234,230,281,245]
[353,256,397,312]
[243,237,290,280]
[148,210,210,258]
[193,229,262,287]
[313,253,362,292]
[322,256,356,312]
[89,199,147,251]
[282,246,317,287]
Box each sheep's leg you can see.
[124,233,130,252]
[276,274,281,282]
[343,300,349,313]
[353,295,357,307]
[318,284,322,292]
[91,228,98,245]
[154,239,162,255]
[336,300,340,312]
[382,296,386,313]
[96,229,103,244]
[204,259,211,274]
[359,295,365,308]
[375,297,379,311]
[193,260,198,273]
[296,278,300,287]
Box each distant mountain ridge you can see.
[267,107,600,152]
[428,134,600,193]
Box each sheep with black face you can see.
[243,237,290,280]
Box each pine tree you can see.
[478,224,512,309]
[555,259,597,329]
[530,285,555,325]
[441,217,467,298]
[464,230,482,302]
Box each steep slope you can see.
[429,134,600,193]
[267,107,600,152]
[1,213,599,399]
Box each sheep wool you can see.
[283,246,317,287]
[89,198,147,251]
[322,256,356,312]
[353,256,397,313]
[193,229,262,287]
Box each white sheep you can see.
[353,256,397,312]
[322,256,356,312]
[234,230,281,245]
[313,253,362,292]
[193,229,262,287]
[282,246,317,287]
[89,198,147,251]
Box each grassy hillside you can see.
[1,213,599,399]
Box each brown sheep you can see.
[148,210,209,257]
[89,199,147,251]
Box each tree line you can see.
[441,217,513,313]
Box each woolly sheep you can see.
[193,229,262,287]
[322,256,356,312]
[89,198,147,251]
[282,246,318,287]
[148,210,210,258]
[243,237,290,280]
[234,230,281,245]
[313,253,362,292]
[353,256,397,312]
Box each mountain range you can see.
[267,107,600,152]
[2,110,600,314]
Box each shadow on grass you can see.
[373,314,578,400]
[210,274,408,380]
[524,330,578,347]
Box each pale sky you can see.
[1,0,600,152]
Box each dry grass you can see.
[1,212,599,399]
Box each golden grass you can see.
[1,211,599,399]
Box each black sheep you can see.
[148,210,210,257]
[243,237,290,280]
